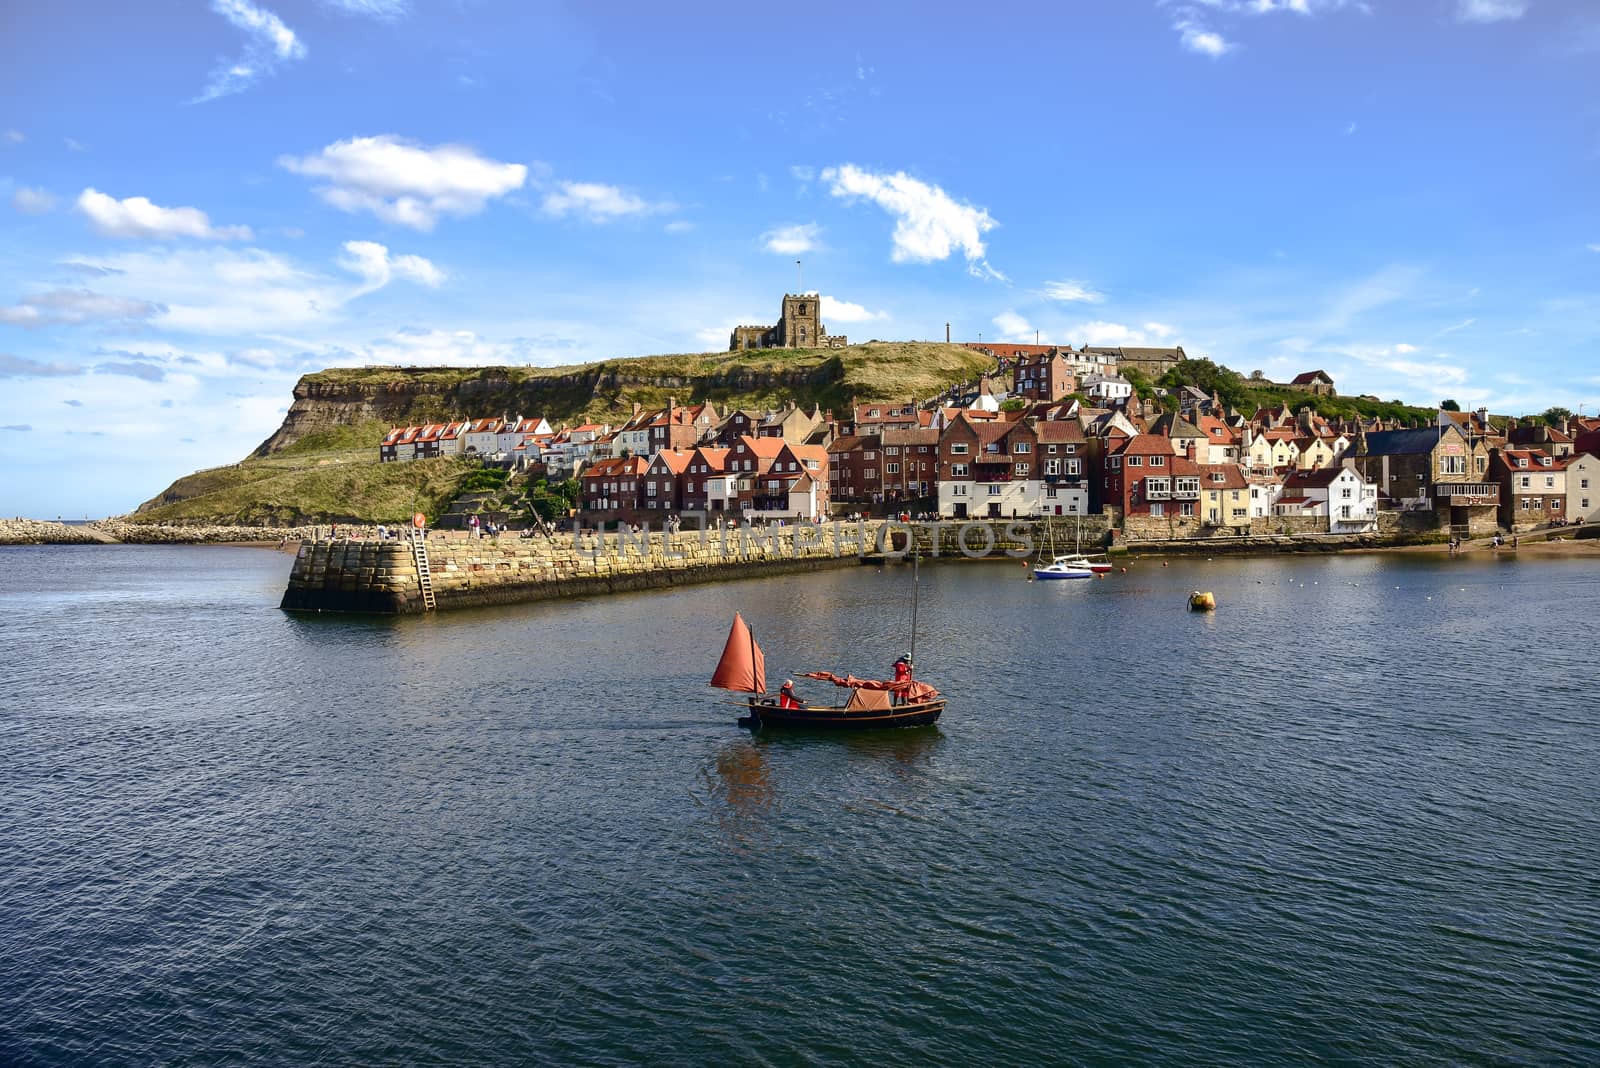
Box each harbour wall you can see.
[279,519,1096,614]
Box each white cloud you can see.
[992,310,1034,341]
[664,220,695,234]
[820,296,886,323]
[541,181,669,222]
[1454,0,1527,23]
[4,129,23,144]
[762,222,821,255]
[62,244,439,335]
[0,289,164,328]
[75,188,252,240]
[338,240,446,294]
[1042,279,1105,303]
[789,165,816,183]
[12,187,56,214]
[197,0,306,102]
[320,0,408,18]
[1176,18,1235,57]
[1587,243,1600,253]
[1344,121,1358,136]
[822,163,1002,279]
[64,137,86,152]
[278,135,527,231]
[1394,342,1418,353]
[1064,320,1182,346]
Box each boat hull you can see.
[1033,568,1092,580]
[742,697,945,729]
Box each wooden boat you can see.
[710,556,944,730]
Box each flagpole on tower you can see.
[796,259,803,293]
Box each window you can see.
[1520,476,1531,488]
[1181,502,1195,516]
[1067,460,1081,476]
[1546,477,1555,488]
[1013,442,1031,454]
[1065,444,1077,454]
[885,446,899,456]
[864,451,877,460]
[1045,460,1060,475]
[1109,457,1121,469]
[950,443,969,455]
[1210,473,1227,484]
[1127,456,1143,467]
[951,463,968,477]
[1015,463,1029,475]
[988,485,1001,496]
[1046,487,1058,498]
[646,483,657,497]
[1175,477,1201,497]
[1442,455,1466,475]
[1231,508,1247,519]
[1150,455,1166,467]
[1341,487,1352,499]
[887,463,900,474]
[1047,445,1058,454]
[1145,477,1172,499]
[1150,503,1165,516]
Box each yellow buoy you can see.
[1189,590,1216,611]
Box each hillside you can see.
[254,341,993,456]
[133,449,474,526]
[135,342,992,525]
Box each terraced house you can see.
[1490,449,1569,531]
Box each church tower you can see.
[780,293,823,348]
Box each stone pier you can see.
[278,519,1106,615]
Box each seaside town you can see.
[374,303,1600,545]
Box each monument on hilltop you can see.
[729,293,848,352]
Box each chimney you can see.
[632,402,641,418]
[946,322,951,343]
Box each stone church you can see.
[729,293,848,351]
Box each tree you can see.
[1440,399,1461,412]
[1157,357,1246,409]
[1541,406,1573,427]
[999,397,1026,412]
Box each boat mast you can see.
[909,542,919,665]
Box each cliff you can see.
[253,341,992,456]
[133,342,992,525]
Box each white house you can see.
[1278,464,1379,532]
[1567,452,1598,524]
[1081,373,1133,403]
[462,418,502,456]
[498,416,552,453]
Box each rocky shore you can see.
[1,518,321,546]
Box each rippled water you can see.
[3,545,1599,1064]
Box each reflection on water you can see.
[3,546,1599,1065]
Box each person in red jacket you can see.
[778,679,805,709]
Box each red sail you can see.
[710,613,767,694]
[799,671,940,702]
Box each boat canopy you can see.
[710,612,767,694]
[799,670,940,704]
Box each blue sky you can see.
[3,0,1598,517]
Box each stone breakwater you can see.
[0,519,322,545]
[89,520,321,544]
[280,520,1067,614]
[0,519,107,545]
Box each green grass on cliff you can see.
[300,341,993,423]
[134,451,472,526]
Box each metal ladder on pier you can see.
[410,530,437,611]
